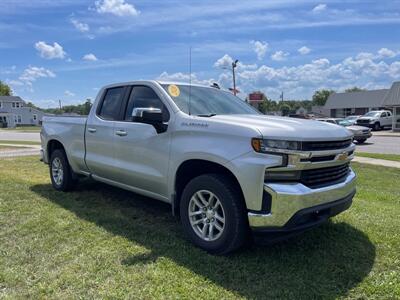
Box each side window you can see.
[98,87,125,120]
[387,112,392,116]
[125,86,170,122]
[381,112,387,117]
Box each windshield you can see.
[339,120,352,127]
[161,84,259,116]
[364,112,380,117]
[345,116,357,120]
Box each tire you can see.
[49,149,76,191]
[373,122,380,131]
[180,174,248,255]
[356,139,366,144]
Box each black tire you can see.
[180,174,248,255]
[356,139,366,144]
[49,149,76,191]
[373,122,380,131]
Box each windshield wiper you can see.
[197,113,217,117]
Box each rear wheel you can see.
[180,174,248,255]
[49,149,76,191]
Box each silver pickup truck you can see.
[41,81,356,254]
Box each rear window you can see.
[98,87,125,120]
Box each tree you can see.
[312,89,335,106]
[279,104,291,116]
[0,81,12,96]
[345,86,365,93]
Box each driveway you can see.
[355,136,400,154]
[0,131,40,142]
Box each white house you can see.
[0,96,45,128]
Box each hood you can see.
[208,115,353,141]
[358,116,375,120]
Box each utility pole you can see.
[59,100,62,110]
[232,59,238,96]
[280,91,284,102]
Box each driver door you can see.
[113,85,172,199]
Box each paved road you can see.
[355,136,400,155]
[0,131,40,142]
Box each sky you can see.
[1,0,400,108]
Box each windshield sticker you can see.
[168,84,180,97]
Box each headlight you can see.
[355,130,363,135]
[369,119,376,123]
[251,138,300,152]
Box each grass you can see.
[0,157,399,299]
[0,140,41,146]
[0,126,41,132]
[356,152,400,162]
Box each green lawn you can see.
[356,152,400,162]
[0,140,41,146]
[0,126,41,132]
[0,157,399,299]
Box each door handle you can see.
[87,128,97,133]
[115,130,127,136]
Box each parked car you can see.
[316,118,372,144]
[344,115,362,125]
[356,110,392,130]
[338,120,372,144]
[40,81,356,254]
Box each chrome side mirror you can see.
[132,107,163,123]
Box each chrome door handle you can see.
[87,128,97,133]
[115,130,127,136]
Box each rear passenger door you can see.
[85,86,127,181]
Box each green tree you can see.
[0,81,12,96]
[312,89,335,106]
[345,86,365,93]
[280,104,291,116]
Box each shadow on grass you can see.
[31,181,375,299]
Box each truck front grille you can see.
[301,139,352,151]
[301,163,350,188]
[357,120,370,125]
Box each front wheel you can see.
[356,139,366,144]
[49,149,76,191]
[373,122,380,131]
[180,174,248,255]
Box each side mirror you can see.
[132,107,163,123]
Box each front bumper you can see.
[248,169,356,229]
[353,133,372,140]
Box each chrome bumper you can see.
[248,169,356,228]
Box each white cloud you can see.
[298,46,311,55]
[211,52,400,99]
[64,90,75,97]
[214,54,233,69]
[34,41,66,59]
[271,50,289,61]
[19,66,55,83]
[312,4,327,13]
[157,71,215,86]
[70,18,90,33]
[250,40,268,60]
[377,47,396,58]
[82,53,98,61]
[95,0,139,17]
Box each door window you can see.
[381,112,387,117]
[98,87,125,120]
[124,86,170,122]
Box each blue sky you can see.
[1,0,400,108]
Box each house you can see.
[0,96,45,128]
[311,105,330,117]
[382,81,400,131]
[324,89,388,118]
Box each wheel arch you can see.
[173,159,245,217]
[47,139,65,161]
